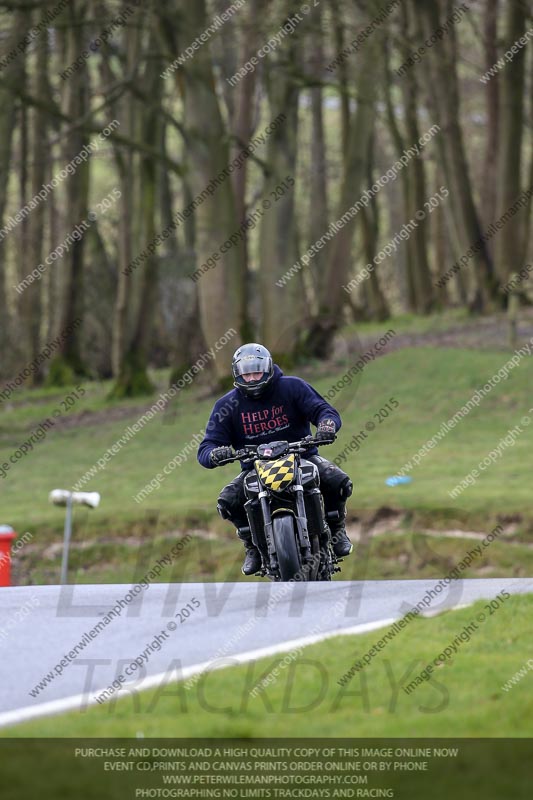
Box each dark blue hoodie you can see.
[197,365,341,469]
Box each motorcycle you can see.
[218,436,344,582]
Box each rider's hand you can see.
[316,419,337,443]
[209,446,233,466]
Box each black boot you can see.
[328,508,353,557]
[236,527,262,575]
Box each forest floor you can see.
[8,308,533,427]
[349,306,533,353]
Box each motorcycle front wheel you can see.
[272,513,302,581]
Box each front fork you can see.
[245,463,331,577]
[254,480,314,575]
[292,482,313,561]
[258,490,276,571]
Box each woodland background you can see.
[0,0,531,395]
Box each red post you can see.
[0,526,16,587]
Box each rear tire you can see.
[272,514,302,581]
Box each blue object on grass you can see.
[385,476,413,487]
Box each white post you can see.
[60,493,73,585]
[49,490,100,585]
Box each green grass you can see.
[17,531,247,586]
[343,307,472,338]
[2,349,532,525]
[2,324,532,764]
[4,593,532,738]
[13,528,533,587]
[2,320,533,578]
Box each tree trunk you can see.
[50,0,90,383]
[22,29,48,384]
[433,194,450,306]
[360,136,389,320]
[482,0,499,229]
[495,0,527,282]
[84,221,116,378]
[110,16,143,390]
[0,8,27,377]
[413,0,497,309]
[383,36,417,311]
[329,0,351,154]
[260,2,306,360]
[111,23,163,397]
[313,3,382,350]
[112,161,136,377]
[308,1,330,299]
[401,3,434,313]
[179,0,244,382]
[230,0,263,342]
[112,152,158,397]
[523,45,533,261]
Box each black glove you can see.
[210,446,233,466]
[316,419,337,443]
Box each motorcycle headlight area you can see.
[254,454,297,492]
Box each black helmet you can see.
[232,343,274,398]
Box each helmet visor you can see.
[233,355,272,377]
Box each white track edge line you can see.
[0,616,398,730]
[5,580,533,731]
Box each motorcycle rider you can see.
[197,343,354,575]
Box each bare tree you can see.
[495,0,528,282]
[0,7,28,377]
[307,0,384,354]
[49,0,90,382]
[412,0,498,308]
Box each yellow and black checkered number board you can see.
[255,454,296,492]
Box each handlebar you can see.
[217,435,333,466]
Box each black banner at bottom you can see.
[0,738,531,799]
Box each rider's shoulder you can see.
[213,388,240,409]
[279,374,309,392]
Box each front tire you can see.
[272,514,302,581]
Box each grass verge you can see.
[12,529,533,586]
[1,324,533,581]
[4,593,533,738]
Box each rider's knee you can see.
[217,500,233,521]
[321,461,353,502]
[217,481,243,521]
[340,477,353,499]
